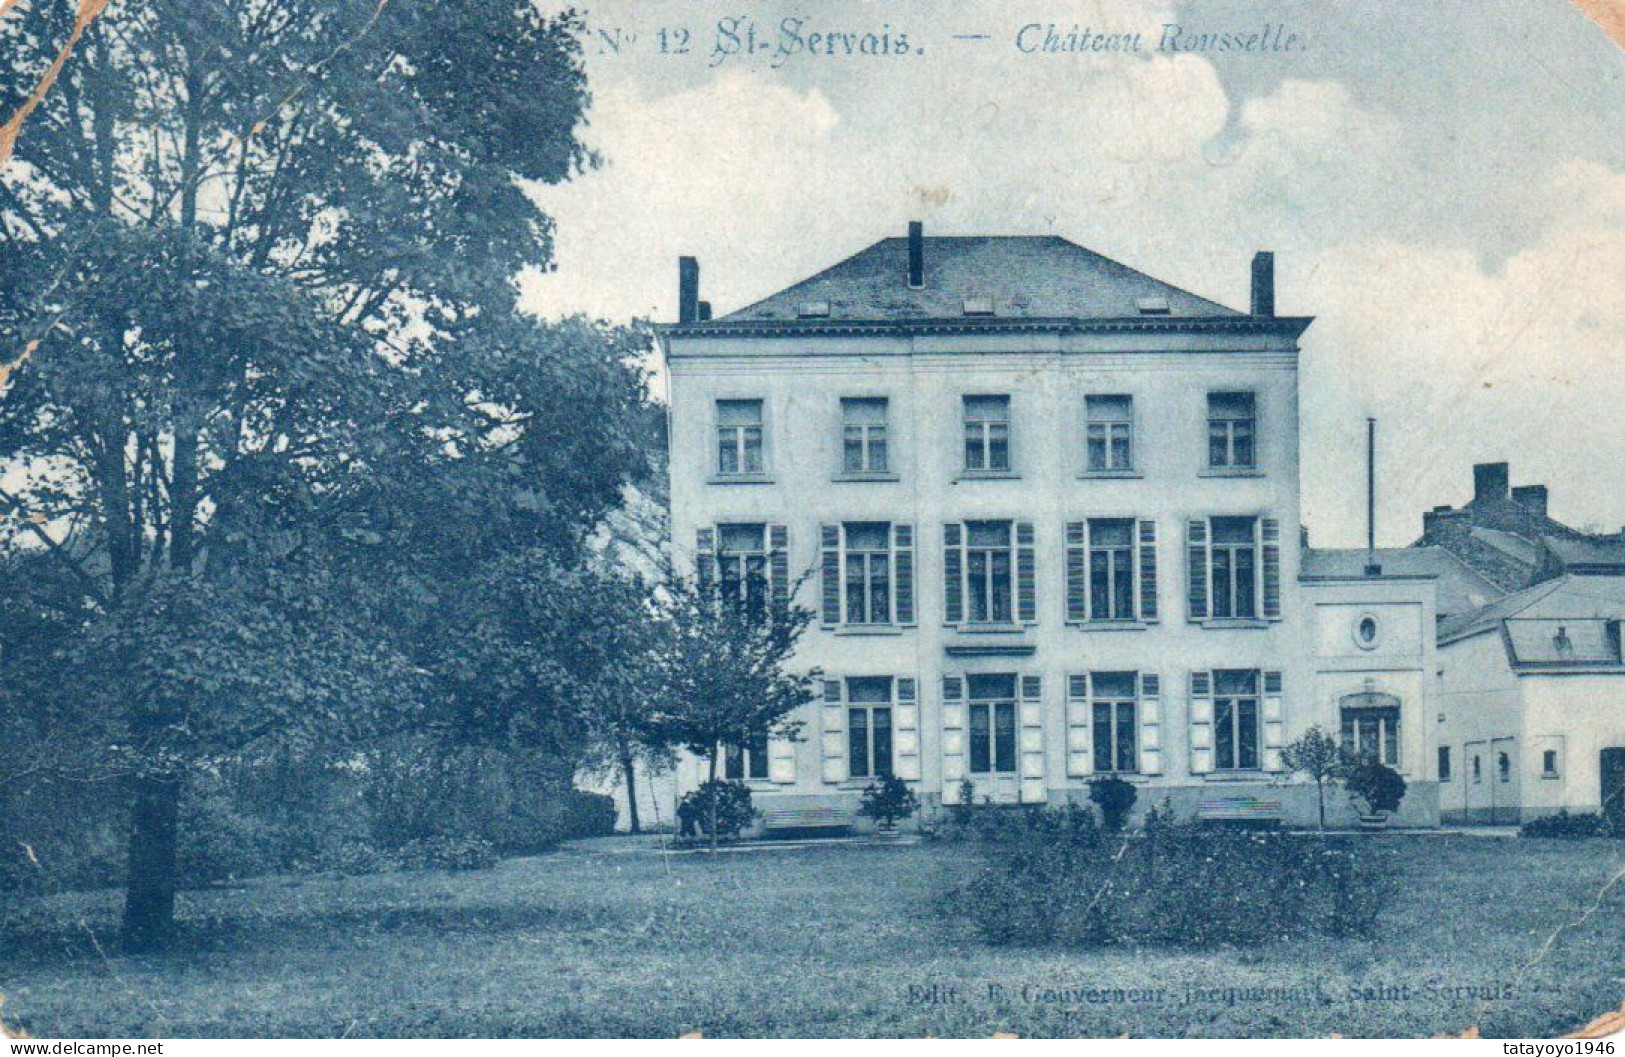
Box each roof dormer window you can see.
[1136,296,1171,315]
[963,297,994,316]
[797,300,830,318]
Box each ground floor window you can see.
[1091,671,1138,774]
[968,673,1018,775]
[1213,669,1260,771]
[1438,746,1452,782]
[846,676,894,779]
[1542,749,1560,778]
[1342,705,1400,767]
[724,732,769,781]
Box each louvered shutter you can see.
[1186,518,1210,621]
[1261,518,1282,620]
[769,732,796,784]
[1262,670,1286,771]
[1018,675,1046,803]
[893,524,915,626]
[1138,673,1163,775]
[820,679,846,783]
[1189,670,1215,774]
[820,524,841,627]
[769,525,790,611]
[943,524,964,625]
[696,527,717,595]
[1065,673,1093,777]
[1137,519,1159,623]
[893,677,921,780]
[1016,521,1037,624]
[1065,522,1088,624]
[941,675,967,792]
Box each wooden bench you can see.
[1197,796,1285,824]
[760,806,856,835]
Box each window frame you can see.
[1206,391,1258,470]
[1438,746,1452,782]
[1341,705,1400,768]
[962,394,1012,474]
[839,396,892,477]
[842,522,894,627]
[713,397,769,479]
[1084,394,1135,474]
[723,732,770,782]
[716,521,770,618]
[1090,672,1140,774]
[1212,669,1262,772]
[964,519,1016,625]
[1209,516,1260,620]
[846,677,896,780]
[1086,518,1137,622]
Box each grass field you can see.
[3,835,1623,1038]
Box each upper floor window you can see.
[1186,516,1281,623]
[846,677,894,779]
[945,520,1036,626]
[1213,669,1261,771]
[1090,671,1139,774]
[1066,520,1158,625]
[963,395,1010,473]
[843,522,892,626]
[1088,519,1136,621]
[1209,516,1258,619]
[820,522,915,629]
[1085,394,1134,472]
[717,522,768,617]
[716,399,764,476]
[724,732,769,781]
[1207,391,1256,469]
[841,398,890,475]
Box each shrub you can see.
[860,775,920,829]
[563,790,617,839]
[1521,810,1616,839]
[397,834,498,872]
[1088,776,1138,832]
[1346,761,1407,815]
[677,780,755,842]
[941,805,1393,949]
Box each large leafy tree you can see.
[0,2,645,949]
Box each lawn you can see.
[2,835,1622,1038]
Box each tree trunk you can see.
[707,750,719,854]
[1317,779,1327,832]
[121,772,181,952]
[619,745,641,835]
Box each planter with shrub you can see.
[860,775,920,836]
[1346,761,1407,829]
[1088,776,1138,832]
[676,779,756,845]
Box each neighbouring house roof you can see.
[1437,577,1569,644]
[1438,574,1625,672]
[1503,618,1622,666]
[1300,546,1500,618]
[1415,496,1589,593]
[1538,536,1625,576]
[715,235,1244,324]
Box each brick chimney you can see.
[1472,462,1509,504]
[1251,252,1275,317]
[1422,505,1457,538]
[678,256,700,324]
[907,221,924,288]
[1511,485,1548,517]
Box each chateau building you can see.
[656,224,1441,829]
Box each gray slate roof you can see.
[1300,546,1501,619]
[718,236,1244,323]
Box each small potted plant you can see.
[1088,775,1138,833]
[859,774,919,839]
[1346,760,1407,830]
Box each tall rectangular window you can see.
[1341,706,1400,767]
[963,395,1010,472]
[1213,669,1261,771]
[967,674,1018,775]
[841,398,889,474]
[1088,518,1136,621]
[843,522,892,626]
[1207,391,1257,469]
[717,523,768,618]
[1438,746,1453,782]
[716,399,764,475]
[1085,395,1133,472]
[1090,671,1139,774]
[965,520,1014,624]
[1210,516,1259,619]
[846,677,894,779]
[724,732,769,781]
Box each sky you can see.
[522,0,1625,548]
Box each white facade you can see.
[657,231,1441,828]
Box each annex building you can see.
[656,224,1442,830]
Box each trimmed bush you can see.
[1520,810,1616,839]
[1088,776,1138,832]
[677,780,755,841]
[942,805,1393,949]
[1347,761,1407,816]
[860,775,920,829]
[563,790,617,839]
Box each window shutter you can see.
[1065,673,1093,778]
[940,675,967,794]
[696,527,717,594]
[1065,522,1088,624]
[1189,670,1215,774]
[1138,673,1163,775]
[1137,519,1159,623]
[820,524,841,627]
[1186,519,1210,622]
[769,733,796,784]
[769,524,790,610]
[1018,675,1046,803]
[820,679,846,783]
[893,677,921,780]
[1016,521,1037,624]
[893,524,915,626]
[1261,518,1282,620]
[943,524,964,625]
[1262,670,1286,771]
